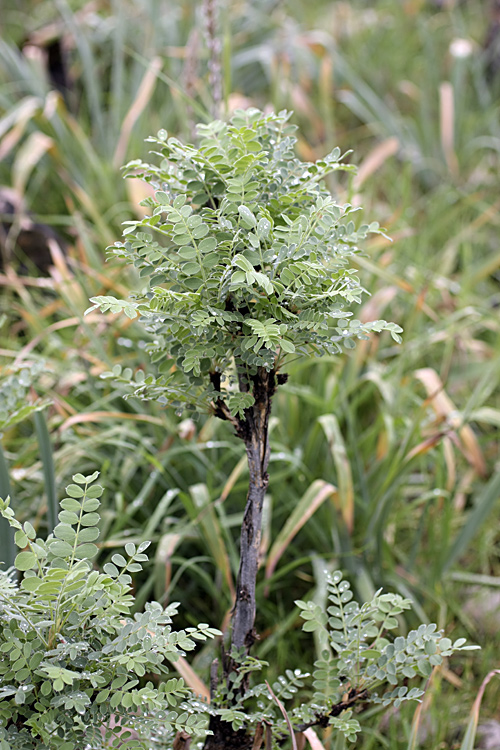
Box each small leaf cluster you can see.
[199,656,311,744]
[189,573,476,748]
[296,571,477,715]
[87,108,402,417]
[0,362,50,433]
[0,473,220,750]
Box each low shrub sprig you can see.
[0,472,221,750]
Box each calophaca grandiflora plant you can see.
[84,108,438,748]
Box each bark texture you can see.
[231,367,274,671]
[203,366,276,750]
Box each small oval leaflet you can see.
[49,540,74,557]
[14,551,37,571]
[182,262,200,276]
[80,512,100,527]
[54,524,77,543]
[14,530,28,548]
[256,217,271,240]
[198,237,217,253]
[74,543,98,560]
[238,205,257,229]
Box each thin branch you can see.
[293,688,369,733]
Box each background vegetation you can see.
[1,0,500,747]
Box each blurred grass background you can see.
[1,0,500,747]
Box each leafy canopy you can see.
[86,108,402,418]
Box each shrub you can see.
[86,107,402,688]
[0,472,220,749]
[78,108,474,748]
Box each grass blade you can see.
[0,443,15,569]
[265,480,336,582]
[318,414,354,531]
[443,469,500,575]
[406,667,439,750]
[54,0,105,147]
[265,680,298,750]
[189,483,235,599]
[59,411,166,431]
[33,411,57,533]
[460,670,500,750]
[113,56,163,169]
[415,368,486,478]
[303,728,326,750]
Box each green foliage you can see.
[0,472,220,749]
[87,109,401,417]
[0,472,476,748]
[0,363,53,570]
[190,572,476,747]
[296,571,477,711]
[0,364,50,433]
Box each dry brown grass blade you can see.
[13,132,55,195]
[0,97,41,160]
[265,723,272,750]
[69,259,132,298]
[154,532,181,600]
[59,411,165,431]
[265,681,298,750]
[303,728,326,750]
[353,137,400,191]
[359,286,399,325]
[439,82,458,176]
[215,455,247,505]
[251,723,264,750]
[13,315,93,367]
[2,265,34,312]
[459,670,500,750]
[415,368,487,477]
[47,238,86,308]
[407,666,439,750]
[126,177,157,219]
[405,433,446,462]
[113,56,163,169]
[441,665,463,689]
[453,467,476,512]
[0,273,55,289]
[265,480,336,582]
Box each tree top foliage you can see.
[87,108,402,418]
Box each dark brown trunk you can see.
[203,366,276,750]
[203,716,254,750]
[230,367,274,685]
